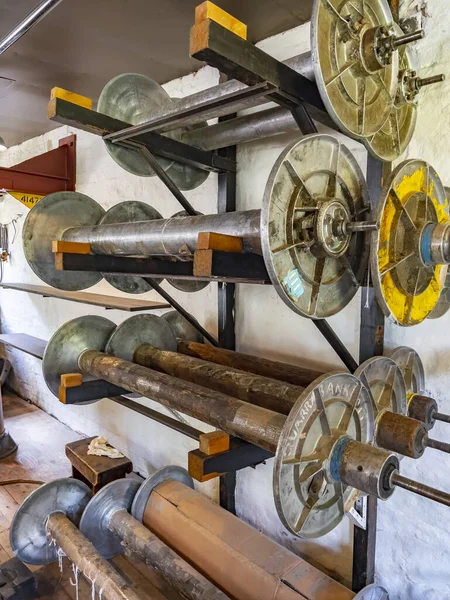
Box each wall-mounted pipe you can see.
[0,0,64,56]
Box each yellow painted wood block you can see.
[50,87,93,110]
[195,2,247,39]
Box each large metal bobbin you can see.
[261,134,372,319]
[22,191,105,290]
[363,23,417,161]
[10,478,92,565]
[99,201,164,294]
[273,373,374,538]
[98,74,208,191]
[371,159,449,326]
[311,0,399,139]
[98,73,174,177]
[428,187,450,319]
[42,315,116,398]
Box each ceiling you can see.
[0,0,313,147]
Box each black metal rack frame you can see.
[9,6,402,591]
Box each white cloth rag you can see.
[87,436,125,459]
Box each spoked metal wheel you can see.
[311,0,398,139]
[273,373,374,538]
[391,346,425,396]
[262,134,370,319]
[371,159,448,326]
[364,24,418,161]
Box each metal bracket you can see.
[0,134,76,197]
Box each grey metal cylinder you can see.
[182,106,300,151]
[63,210,262,256]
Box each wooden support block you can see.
[195,2,247,39]
[65,436,132,493]
[197,232,243,253]
[188,450,224,482]
[52,240,91,254]
[60,373,83,388]
[50,87,93,110]
[199,431,230,455]
[193,249,213,277]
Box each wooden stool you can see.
[65,436,133,493]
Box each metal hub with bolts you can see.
[364,23,445,162]
[371,159,449,326]
[355,357,450,458]
[392,346,450,429]
[311,0,403,139]
[9,478,92,565]
[99,201,164,294]
[98,73,208,191]
[428,188,450,319]
[262,134,374,319]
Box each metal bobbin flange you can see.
[355,356,407,416]
[364,23,418,162]
[98,74,209,190]
[10,478,92,565]
[99,201,164,294]
[98,73,174,177]
[371,160,449,326]
[391,346,425,396]
[131,466,194,524]
[105,314,177,362]
[43,315,116,398]
[166,211,210,293]
[23,191,105,291]
[261,134,370,319]
[79,478,141,559]
[311,0,398,139]
[273,372,374,538]
[162,310,203,342]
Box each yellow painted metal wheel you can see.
[371,160,449,326]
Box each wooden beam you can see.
[190,19,325,112]
[197,231,243,252]
[48,97,236,174]
[195,2,247,39]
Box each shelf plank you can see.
[0,333,47,359]
[0,282,170,312]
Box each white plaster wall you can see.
[0,2,449,597]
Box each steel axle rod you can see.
[47,512,142,600]
[391,473,450,508]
